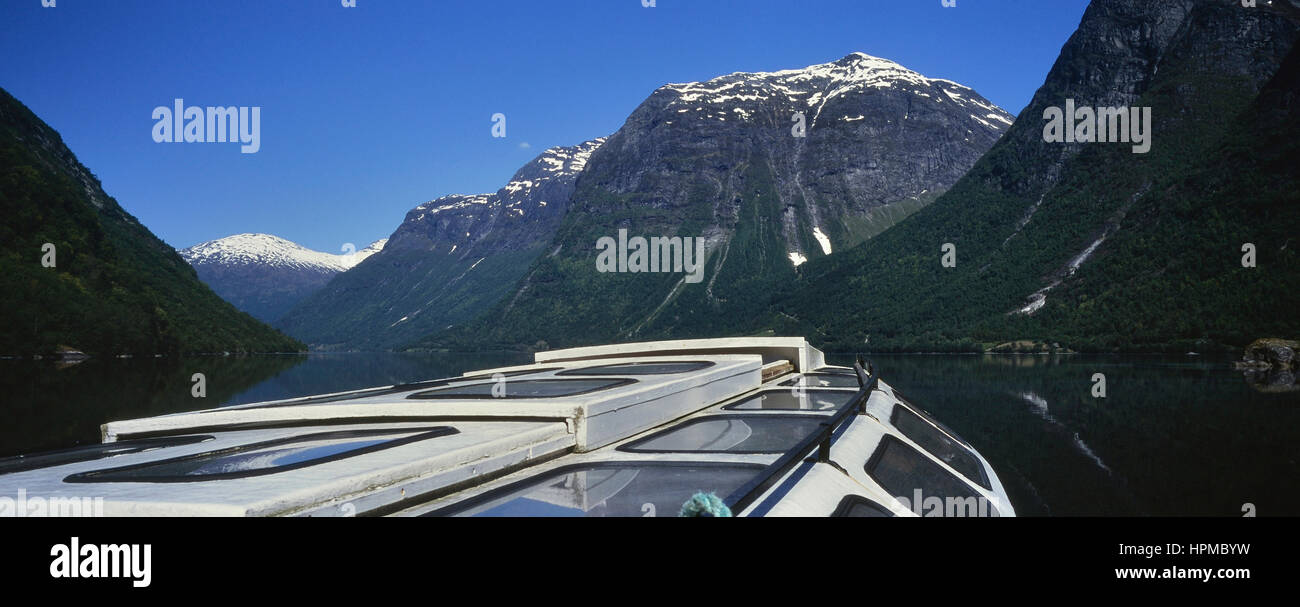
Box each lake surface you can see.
[826,354,1300,516]
[0,352,531,458]
[1,352,1295,516]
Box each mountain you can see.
[179,234,386,323]
[276,139,606,350]
[0,88,305,356]
[754,0,1300,353]
[414,52,1013,351]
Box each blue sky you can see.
[1,0,1090,253]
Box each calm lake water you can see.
[1,352,1295,516]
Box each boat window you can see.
[405,377,635,399]
[722,389,852,412]
[556,361,714,376]
[427,462,763,517]
[865,435,998,517]
[0,435,214,475]
[891,405,989,489]
[63,427,457,483]
[620,415,828,453]
[831,495,894,517]
[892,390,972,448]
[779,373,862,389]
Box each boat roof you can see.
[0,338,1014,517]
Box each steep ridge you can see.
[0,88,304,355]
[762,0,1300,352]
[418,52,1013,351]
[277,139,605,350]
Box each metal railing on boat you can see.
[724,358,878,515]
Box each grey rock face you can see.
[386,138,605,258]
[416,53,1016,350]
[1004,0,1298,198]
[290,54,1016,350]
[276,139,605,350]
[584,52,1013,257]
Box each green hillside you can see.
[0,88,304,356]
[765,7,1300,353]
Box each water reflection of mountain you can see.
[0,355,305,457]
[826,353,1300,516]
[219,352,531,407]
[0,352,533,459]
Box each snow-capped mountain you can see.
[277,138,605,350]
[422,51,1015,350]
[600,51,1015,262]
[399,137,605,253]
[180,234,387,323]
[287,52,1015,351]
[659,52,1011,136]
[181,233,386,273]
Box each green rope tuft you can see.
[678,491,733,517]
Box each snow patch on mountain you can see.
[812,226,832,255]
[411,138,606,224]
[661,52,1013,129]
[500,137,605,199]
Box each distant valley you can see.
[179,234,386,324]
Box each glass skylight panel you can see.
[431,463,762,517]
[0,435,213,475]
[64,428,456,482]
[723,389,853,412]
[621,415,827,453]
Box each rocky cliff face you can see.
[384,138,604,258]
[416,53,1013,350]
[591,52,1013,255]
[276,139,604,350]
